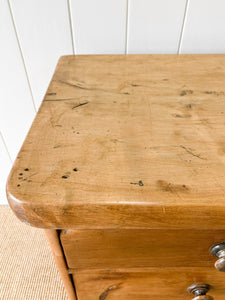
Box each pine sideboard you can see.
[7,54,225,299]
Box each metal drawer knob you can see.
[210,242,225,272]
[187,283,213,300]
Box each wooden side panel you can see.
[61,229,225,269]
[0,0,36,161]
[10,0,73,108]
[72,267,225,300]
[128,0,187,53]
[69,0,127,54]
[181,0,225,53]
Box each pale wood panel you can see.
[181,0,225,53]
[128,0,187,54]
[73,268,225,300]
[6,55,225,229]
[0,134,12,205]
[70,0,127,54]
[10,0,73,108]
[0,0,36,162]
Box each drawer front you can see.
[72,267,225,300]
[60,229,225,269]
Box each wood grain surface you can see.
[72,267,225,300]
[61,229,225,269]
[6,55,225,229]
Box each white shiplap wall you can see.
[1,0,225,204]
[10,0,74,108]
[180,0,225,53]
[127,0,187,54]
[70,0,127,54]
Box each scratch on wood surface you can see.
[57,79,132,95]
[22,172,38,179]
[45,97,77,102]
[110,139,124,144]
[46,92,56,96]
[57,79,90,90]
[58,79,105,93]
[99,283,122,300]
[130,180,144,186]
[129,81,157,88]
[172,113,191,118]
[72,101,89,109]
[180,145,206,160]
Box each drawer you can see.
[60,229,225,269]
[72,267,225,300]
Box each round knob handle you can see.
[187,283,213,300]
[210,242,225,272]
[191,297,213,300]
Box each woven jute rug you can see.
[0,205,68,299]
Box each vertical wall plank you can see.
[70,0,127,54]
[9,0,73,108]
[0,134,12,205]
[128,0,187,54]
[0,0,35,162]
[180,0,225,53]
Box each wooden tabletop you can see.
[7,55,225,229]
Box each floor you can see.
[0,205,68,299]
